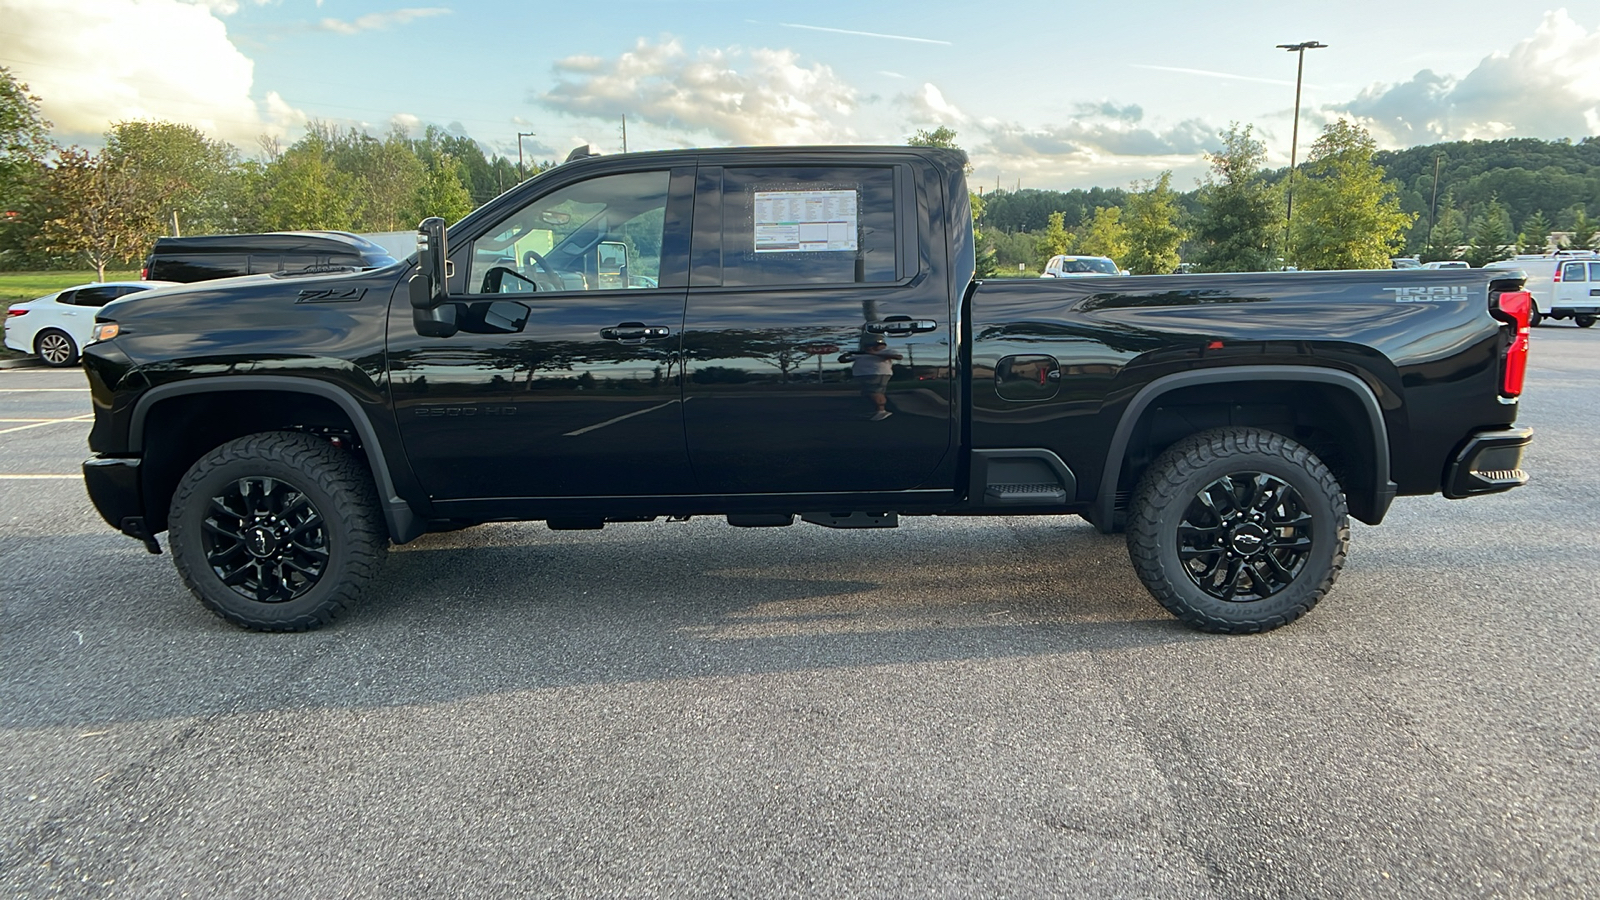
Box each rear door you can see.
[680,159,955,495]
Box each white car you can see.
[1041,255,1125,277]
[4,280,177,366]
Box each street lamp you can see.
[1276,40,1326,260]
[516,131,537,181]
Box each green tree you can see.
[1289,121,1413,270]
[1,67,50,191]
[1424,196,1467,261]
[1122,171,1185,274]
[0,67,53,268]
[1191,124,1276,272]
[413,151,474,223]
[260,131,357,231]
[1516,209,1551,255]
[1465,199,1514,266]
[104,120,239,243]
[1570,208,1598,251]
[1036,210,1073,267]
[1075,206,1128,261]
[36,147,143,280]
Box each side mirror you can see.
[409,217,449,310]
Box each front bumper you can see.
[1443,426,1533,499]
[82,456,161,553]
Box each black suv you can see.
[141,231,398,283]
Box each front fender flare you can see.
[129,376,424,543]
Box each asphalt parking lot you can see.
[2,327,1598,898]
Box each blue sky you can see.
[2,1,1596,190]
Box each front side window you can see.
[1562,261,1587,282]
[720,166,899,287]
[467,170,669,295]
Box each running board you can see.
[800,512,899,529]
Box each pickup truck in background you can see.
[79,145,1534,635]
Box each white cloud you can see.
[0,0,305,147]
[1334,9,1600,145]
[537,37,859,145]
[899,83,965,126]
[317,7,451,35]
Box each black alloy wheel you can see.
[1127,427,1349,634]
[1175,472,1312,602]
[169,431,387,631]
[202,475,329,604]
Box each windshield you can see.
[1061,257,1119,274]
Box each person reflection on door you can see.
[839,337,902,421]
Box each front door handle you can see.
[600,322,671,344]
[866,316,938,335]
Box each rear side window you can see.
[1561,262,1587,282]
[1591,263,1600,281]
[71,286,123,307]
[719,166,899,287]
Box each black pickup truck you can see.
[80,145,1533,634]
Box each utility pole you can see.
[1428,153,1443,257]
[1276,40,1327,262]
[620,115,628,153]
[516,131,536,181]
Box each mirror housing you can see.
[409,216,449,310]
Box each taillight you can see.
[140,266,148,279]
[6,308,26,316]
[1553,267,1562,283]
[1494,290,1531,397]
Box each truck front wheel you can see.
[168,431,388,631]
[1126,427,1349,634]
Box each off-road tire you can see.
[1127,427,1349,634]
[35,329,78,367]
[168,431,387,631]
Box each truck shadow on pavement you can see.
[3,518,1210,730]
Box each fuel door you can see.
[995,354,1060,401]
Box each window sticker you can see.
[753,190,858,252]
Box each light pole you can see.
[1276,40,1326,261]
[516,131,536,181]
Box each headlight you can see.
[90,322,120,343]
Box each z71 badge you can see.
[1384,285,1471,303]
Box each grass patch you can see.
[0,270,141,304]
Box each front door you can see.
[389,167,696,501]
[680,161,955,495]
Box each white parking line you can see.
[0,414,93,435]
[0,474,80,480]
[0,388,92,392]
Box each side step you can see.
[800,511,899,529]
[985,482,1067,504]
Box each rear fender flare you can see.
[1092,366,1394,532]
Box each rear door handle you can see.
[600,322,671,344]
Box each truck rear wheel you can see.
[168,431,387,631]
[1576,315,1596,328]
[1126,427,1349,634]
[1528,302,1542,327]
